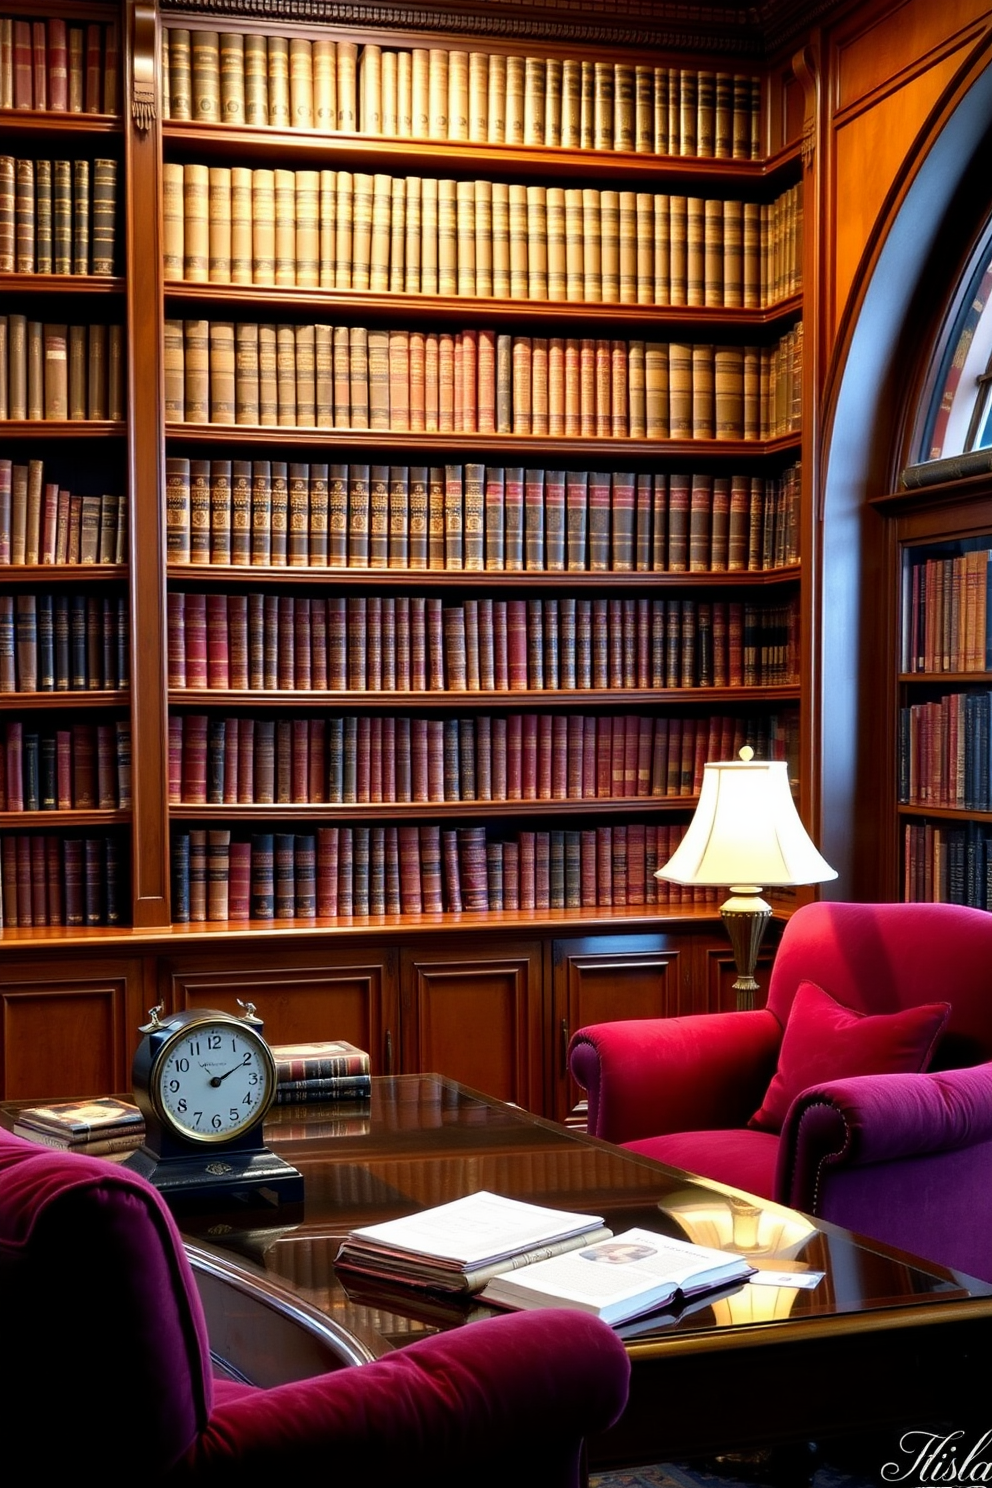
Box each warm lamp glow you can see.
[656,749,836,1007]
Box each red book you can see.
[380,715,395,802]
[517,830,536,909]
[181,714,208,804]
[426,598,444,690]
[624,714,640,795]
[368,716,382,803]
[46,834,62,922]
[506,714,522,800]
[426,719,444,803]
[5,721,23,809]
[609,598,625,688]
[493,600,509,690]
[596,826,613,906]
[507,600,528,691]
[442,829,462,911]
[84,23,102,113]
[316,827,339,916]
[398,825,423,913]
[294,597,312,691]
[380,595,396,690]
[583,716,597,798]
[337,827,354,916]
[538,713,554,799]
[327,598,347,690]
[16,835,33,924]
[228,840,251,920]
[13,21,32,109]
[491,716,507,801]
[458,825,488,910]
[612,824,628,905]
[31,834,47,924]
[409,595,426,690]
[420,824,443,912]
[205,593,229,689]
[63,836,83,924]
[72,724,96,808]
[610,717,626,797]
[521,713,538,800]
[96,722,116,807]
[502,840,519,910]
[182,593,207,688]
[308,717,325,803]
[32,22,47,111]
[346,597,366,690]
[277,595,295,690]
[394,596,411,690]
[477,597,495,691]
[56,728,71,809]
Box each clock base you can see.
[123,1143,304,1211]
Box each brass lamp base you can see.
[720,889,773,1010]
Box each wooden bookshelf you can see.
[0,0,806,1115]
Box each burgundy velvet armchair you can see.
[0,1127,629,1482]
[570,901,992,1282]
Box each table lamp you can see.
[655,747,837,1008]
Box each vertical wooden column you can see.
[124,0,170,927]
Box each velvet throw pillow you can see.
[748,979,950,1133]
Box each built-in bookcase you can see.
[0,1,130,930]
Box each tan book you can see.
[168,28,191,120]
[697,70,715,157]
[290,37,314,128]
[206,167,232,285]
[244,33,268,125]
[715,72,733,159]
[508,183,527,301]
[86,322,106,419]
[106,323,124,420]
[627,339,646,437]
[27,319,43,420]
[680,70,698,156]
[600,189,619,303]
[404,175,421,292]
[614,64,635,151]
[370,173,392,292]
[580,59,595,148]
[335,170,353,289]
[634,194,653,305]
[491,182,510,298]
[456,181,477,297]
[381,49,398,137]
[313,39,336,130]
[352,172,374,291]
[669,194,687,306]
[318,169,336,287]
[428,48,448,139]
[24,459,42,563]
[505,55,525,145]
[448,50,469,141]
[184,318,210,425]
[645,341,669,439]
[654,195,670,305]
[191,30,220,124]
[715,345,744,440]
[337,40,358,131]
[437,178,457,297]
[359,43,381,134]
[686,195,704,306]
[635,66,654,154]
[276,323,296,426]
[468,52,488,142]
[721,199,743,308]
[349,325,369,429]
[332,324,350,425]
[296,169,319,288]
[0,315,8,418]
[210,321,236,424]
[267,35,290,128]
[545,57,563,147]
[653,67,669,154]
[526,185,548,301]
[315,322,333,426]
[230,167,253,284]
[274,168,296,286]
[220,32,245,124]
[487,53,506,142]
[593,62,614,150]
[561,59,581,148]
[66,322,85,420]
[397,49,413,136]
[163,318,185,420]
[411,47,429,138]
[474,179,492,297]
[295,323,316,425]
[161,162,184,280]
[235,321,259,424]
[704,198,724,308]
[8,312,27,420]
[183,163,209,283]
[582,189,601,302]
[523,56,545,147]
[251,168,275,284]
[743,200,761,309]
[691,343,715,438]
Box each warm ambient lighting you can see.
[655,748,836,1009]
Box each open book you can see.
[479,1227,755,1325]
[335,1190,611,1294]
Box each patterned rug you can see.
[589,1453,879,1488]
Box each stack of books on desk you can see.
[271,1039,371,1103]
[13,1097,145,1157]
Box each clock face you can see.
[153,1019,274,1143]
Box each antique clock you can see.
[123,1002,303,1208]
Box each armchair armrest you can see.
[776,1065,992,1282]
[569,1009,782,1144]
[179,1311,631,1488]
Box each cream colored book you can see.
[258,322,278,426]
[161,162,184,281]
[456,180,476,297]
[315,322,333,427]
[244,33,268,124]
[428,48,448,139]
[561,58,581,147]
[295,323,316,425]
[184,318,210,425]
[692,342,715,438]
[274,169,296,286]
[628,339,646,437]
[581,189,601,301]
[743,200,761,309]
[545,57,562,147]
[505,55,525,144]
[404,176,421,292]
[369,173,392,292]
[359,44,381,134]
[686,195,705,306]
[396,49,412,136]
[437,178,457,297]
[389,177,406,293]
[191,30,220,124]
[600,188,619,303]
[290,37,314,128]
[251,168,275,285]
[526,185,548,301]
[381,49,398,136]
[267,35,290,128]
[614,63,635,150]
[523,56,545,146]
[335,171,353,290]
[411,48,429,137]
[368,326,389,430]
[276,322,297,426]
[487,53,506,142]
[508,183,528,300]
[704,198,724,308]
[593,61,613,149]
[208,167,232,284]
[183,163,209,283]
[722,198,743,307]
[654,66,669,154]
[468,52,488,142]
[420,176,438,294]
[564,188,583,302]
[220,31,245,124]
[548,336,565,435]
[474,179,493,298]
[351,172,374,291]
[337,41,358,131]
[209,320,236,424]
[669,194,687,305]
[235,321,259,424]
[163,318,185,420]
[635,193,653,305]
[654,194,670,304]
[635,65,653,153]
[715,344,744,440]
[491,182,509,298]
[313,39,336,130]
[546,186,566,302]
[448,50,468,141]
[645,340,669,439]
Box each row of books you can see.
[0,593,129,693]
[272,1039,372,1104]
[161,30,762,160]
[0,15,118,115]
[903,821,992,911]
[167,709,796,809]
[901,548,992,674]
[0,156,119,276]
[164,162,800,310]
[170,820,714,923]
[0,316,126,421]
[12,1097,143,1156]
[165,458,801,576]
[1,718,130,813]
[0,831,126,927]
[165,590,800,694]
[164,319,804,441]
[898,691,992,811]
[0,461,126,565]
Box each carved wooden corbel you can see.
[131,1,157,132]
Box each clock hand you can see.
[209,1062,244,1087]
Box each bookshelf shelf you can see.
[0,808,130,828]
[165,563,799,588]
[0,422,126,438]
[168,798,704,823]
[168,686,800,708]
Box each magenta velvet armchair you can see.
[0,1127,629,1482]
[569,901,992,1282]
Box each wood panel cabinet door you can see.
[162,950,401,1073]
[0,956,147,1101]
[399,941,543,1112]
[550,933,690,1124]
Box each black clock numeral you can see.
[193,1111,203,1126]
[242,1091,253,1106]
[229,1108,240,1123]
[208,1033,222,1050]
[241,1052,252,1066]
[248,1072,258,1085]
[188,1040,200,1056]
[177,1098,187,1114]
[176,1057,189,1072]
[212,1113,223,1129]
[169,1078,180,1092]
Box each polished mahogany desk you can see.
[171,1074,992,1468]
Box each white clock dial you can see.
[154,1021,273,1142]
